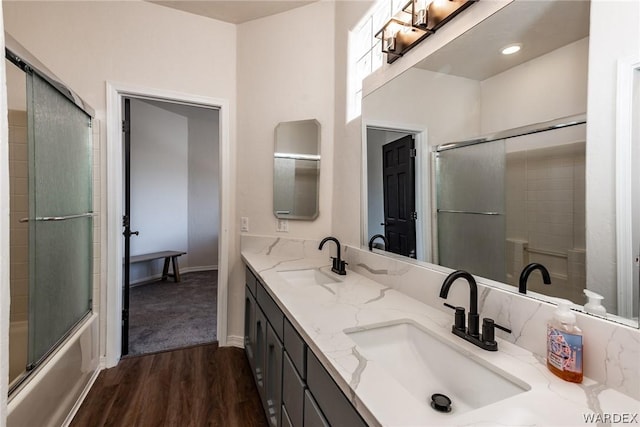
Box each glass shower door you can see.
[26,71,93,369]
[436,140,506,283]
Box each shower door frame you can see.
[105,82,232,368]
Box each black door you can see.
[382,135,417,258]
[121,98,138,355]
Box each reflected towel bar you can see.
[437,209,502,216]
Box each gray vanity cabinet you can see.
[245,266,367,427]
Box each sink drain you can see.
[430,393,452,413]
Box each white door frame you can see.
[361,119,430,262]
[616,58,640,319]
[105,82,231,367]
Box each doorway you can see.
[121,97,220,356]
[106,84,232,367]
[366,126,426,259]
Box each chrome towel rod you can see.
[19,212,96,223]
[437,209,502,216]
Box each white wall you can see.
[480,37,589,133]
[331,0,377,247]
[129,99,189,281]
[236,1,335,240]
[586,0,640,312]
[234,2,337,337]
[130,99,220,280]
[363,67,481,146]
[188,108,220,270]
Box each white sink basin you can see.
[344,320,529,415]
[278,268,340,287]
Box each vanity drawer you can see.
[306,351,367,427]
[282,352,305,427]
[284,318,306,379]
[257,281,284,341]
[303,390,329,427]
[245,266,257,297]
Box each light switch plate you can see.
[277,219,289,232]
[241,217,249,232]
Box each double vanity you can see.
[242,236,640,426]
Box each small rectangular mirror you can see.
[274,119,321,220]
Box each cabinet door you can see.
[307,351,367,427]
[245,286,257,372]
[255,306,268,402]
[303,390,329,427]
[265,323,283,427]
[282,352,305,427]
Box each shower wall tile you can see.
[9,110,29,324]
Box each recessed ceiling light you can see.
[501,44,522,55]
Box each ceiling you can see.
[414,0,591,81]
[148,0,316,24]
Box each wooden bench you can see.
[130,251,186,282]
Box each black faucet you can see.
[440,270,510,351]
[368,234,388,251]
[318,237,347,275]
[519,263,551,294]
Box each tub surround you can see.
[241,235,640,426]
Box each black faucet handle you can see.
[493,321,511,334]
[482,318,511,345]
[443,303,466,332]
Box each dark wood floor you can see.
[71,343,268,427]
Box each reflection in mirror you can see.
[435,119,586,306]
[362,0,639,326]
[273,119,320,220]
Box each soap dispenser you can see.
[583,289,607,317]
[547,299,583,383]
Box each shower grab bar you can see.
[525,246,568,259]
[437,209,502,216]
[19,212,96,223]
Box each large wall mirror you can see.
[274,119,321,220]
[362,0,640,327]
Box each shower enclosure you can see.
[6,37,94,393]
[435,116,587,302]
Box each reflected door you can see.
[382,135,417,258]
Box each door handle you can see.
[123,230,139,237]
[380,222,389,226]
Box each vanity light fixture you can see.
[501,43,522,55]
[377,0,477,64]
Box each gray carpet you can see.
[129,270,217,356]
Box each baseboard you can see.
[61,366,102,427]
[130,266,218,286]
[226,335,244,348]
[182,265,218,274]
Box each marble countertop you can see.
[241,246,640,427]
